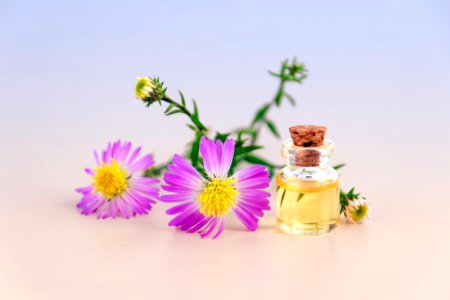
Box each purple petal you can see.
[121,194,144,215]
[168,206,200,227]
[126,146,141,165]
[233,206,258,231]
[117,141,132,163]
[166,202,195,215]
[131,177,159,185]
[198,218,215,234]
[163,172,203,191]
[84,168,95,176]
[160,192,196,203]
[237,188,271,199]
[93,150,100,166]
[162,184,198,194]
[115,198,130,219]
[237,176,270,189]
[219,139,234,178]
[75,185,94,195]
[187,217,212,233]
[110,199,119,218]
[200,217,219,238]
[111,140,121,160]
[102,142,112,163]
[172,155,201,177]
[199,137,214,178]
[180,212,206,231]
[127,190,153,209]
[236,201,265,217]
[77,193,98,207]
[167,163,204,184]
[128,154,154,173]
[237,196,271,211]
[131,183,159,193]
[95,199,109,219]
[200,137,220,178]
[212,218,225,239]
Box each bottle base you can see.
[276,219,339,236]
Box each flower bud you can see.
[343,197,370,224]
[135,77,164,103]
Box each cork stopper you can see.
[289,125,327,147]
[289,125,327,167]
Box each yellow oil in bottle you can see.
[276,173,340,235]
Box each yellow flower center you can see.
[92,160,128,199]
[197,178,239,217]
[352,203,369,222]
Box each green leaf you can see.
[243,145,263,152]
[190,114,206,131]
[274,89,283,106]
[234,145,263,156]
[237,128,257,140]
[215,132,230,142]
[164,102,176,114]
[186,124,196,131]
[252,103,271,125]
[179,91,186,107]
[165,109,183,116]
[333,163,346,170]
[347,187,356,199]
[190,133,202,166]
[265,119,280,138]
[244,154,275,167]
[268,70,281,78]
[192,99,199,117]
[284,92,296,106]
[339,190,348,213]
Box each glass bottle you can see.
[276,138,340,235]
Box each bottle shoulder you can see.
[278,167,339,189]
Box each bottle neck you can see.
[281,138,336,181]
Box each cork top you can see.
[289,125,327,147]
[288,125,327,167]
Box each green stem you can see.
[249,79,285,145]
[161,96,192,117]
[161,96,207,133]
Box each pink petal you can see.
[111,140,122,160]
[128,154,154,173]
[93,150,100,166]
[117,141,132,163]
[200,217,219,238]
[219,139,234,178]
[233,206,258,231]
[200,137,220,178]
[168,206,200,227]
[75,185,94,195]
[126,146,141,165]
[212,218,225,239]
[166,202,196,215]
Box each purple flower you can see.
[161,137,271,238]
[75,140,159,219]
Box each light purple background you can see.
[1,1,449,299]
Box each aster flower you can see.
[340,188,370,224]
[160,137,271,239]
[135,76,164,103]
[75,140,159,219]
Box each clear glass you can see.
[276,139,340,235]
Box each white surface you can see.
[1,152,449,300]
